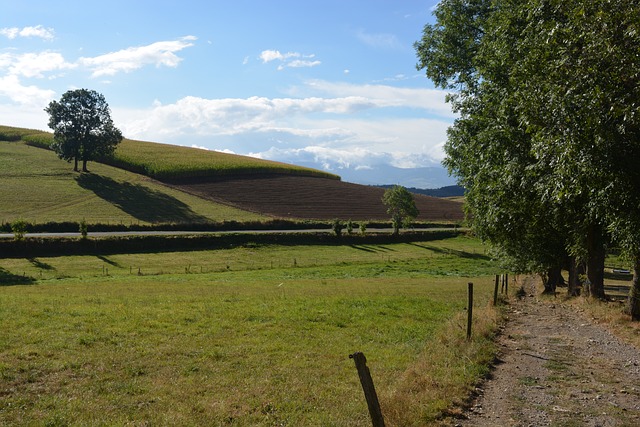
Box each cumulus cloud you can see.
[0,25,55,40]
[1,51,75,78]
[118,95,378,139]
[79,36,196,77]
[304,79,455,118]
[0,74,55,106]
[260,49,320,70]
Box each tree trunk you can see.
[627,255,640,321]
[73,156,79,172]
[543,266,561,294]
[586,224,606,299]
[567,257,584,297]
[82,158,88,172]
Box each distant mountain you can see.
[294,162,458,188]
[378,185,465,198]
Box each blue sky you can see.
[0,0,457,187]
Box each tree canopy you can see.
[45,89,122,172]
[382,185,419,235]
[416,0,640,308]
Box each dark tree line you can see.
[416,0,640,318]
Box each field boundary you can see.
[0,230,463,258]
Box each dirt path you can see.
[455,277,640,426]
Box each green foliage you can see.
[346,219,354,235]
[78,219,88,240]
[331,218,343,237]
[359,221,367,235]
[416,0,640,297]
[45,89,122,172]
[382,185,419,235]
[10,219,27,241]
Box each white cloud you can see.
[79,36,196,77]
[117,95,379,139]
[260,50,300,63]
[260,49,320,70]
[0,25,55,40]
[304,79,455,118]
[1,51,75,78]
[0,74,55,106]
[286,59,321,69]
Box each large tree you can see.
[45,89,122,172]
[416,0,640,301]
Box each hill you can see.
[1,125,463,225]
[171,175,464,222]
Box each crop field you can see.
[106,139,340,181]
[0,235,502,426]
[174,175,464,222]
[0,125,338,182]
[0,141,266,225]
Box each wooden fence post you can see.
[493,274,499,306]
[467,282,474,340]
[349,352,385,427]
[505,273,509,295]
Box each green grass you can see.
[0,140,266,225]
[1,125,339,181]
[107,138,340,181]
[0,236,501,426]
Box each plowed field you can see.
[171,175,464,221]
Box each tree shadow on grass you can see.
[408,242,491,261]
[28,258,55,271]
[76,173,210,224]
[0,268,35,286]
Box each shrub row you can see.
[0,230,462,258]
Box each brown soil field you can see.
[170,175,464,222]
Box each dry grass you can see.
[383,302,502,426]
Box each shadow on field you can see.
[350,244,396,253]
[408,242,491,260]
[76,173,210,223]
[97,255,123,268]
[0,268,35,286]
[28,257,55,270]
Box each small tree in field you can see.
[45,89,122,172]
[382,185,419,236]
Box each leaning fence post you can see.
[467,282,474,340]
[493,274,499,306]
[349,352,385,427]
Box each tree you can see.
[416,0,640,301]
[45,89,122,172]
[382,185,419,236]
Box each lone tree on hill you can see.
[382,185,419,236]
[45,89,122,172]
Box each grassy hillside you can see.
[0,140,266,225]
[0,125,339,182]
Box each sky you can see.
[0,0,458,188]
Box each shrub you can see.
[331,219,343,237]
[11,219,27,241]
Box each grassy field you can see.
[0,235,502,426]
[107,138,339,181]
[0,140,266,225]
[0,125,338,182]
